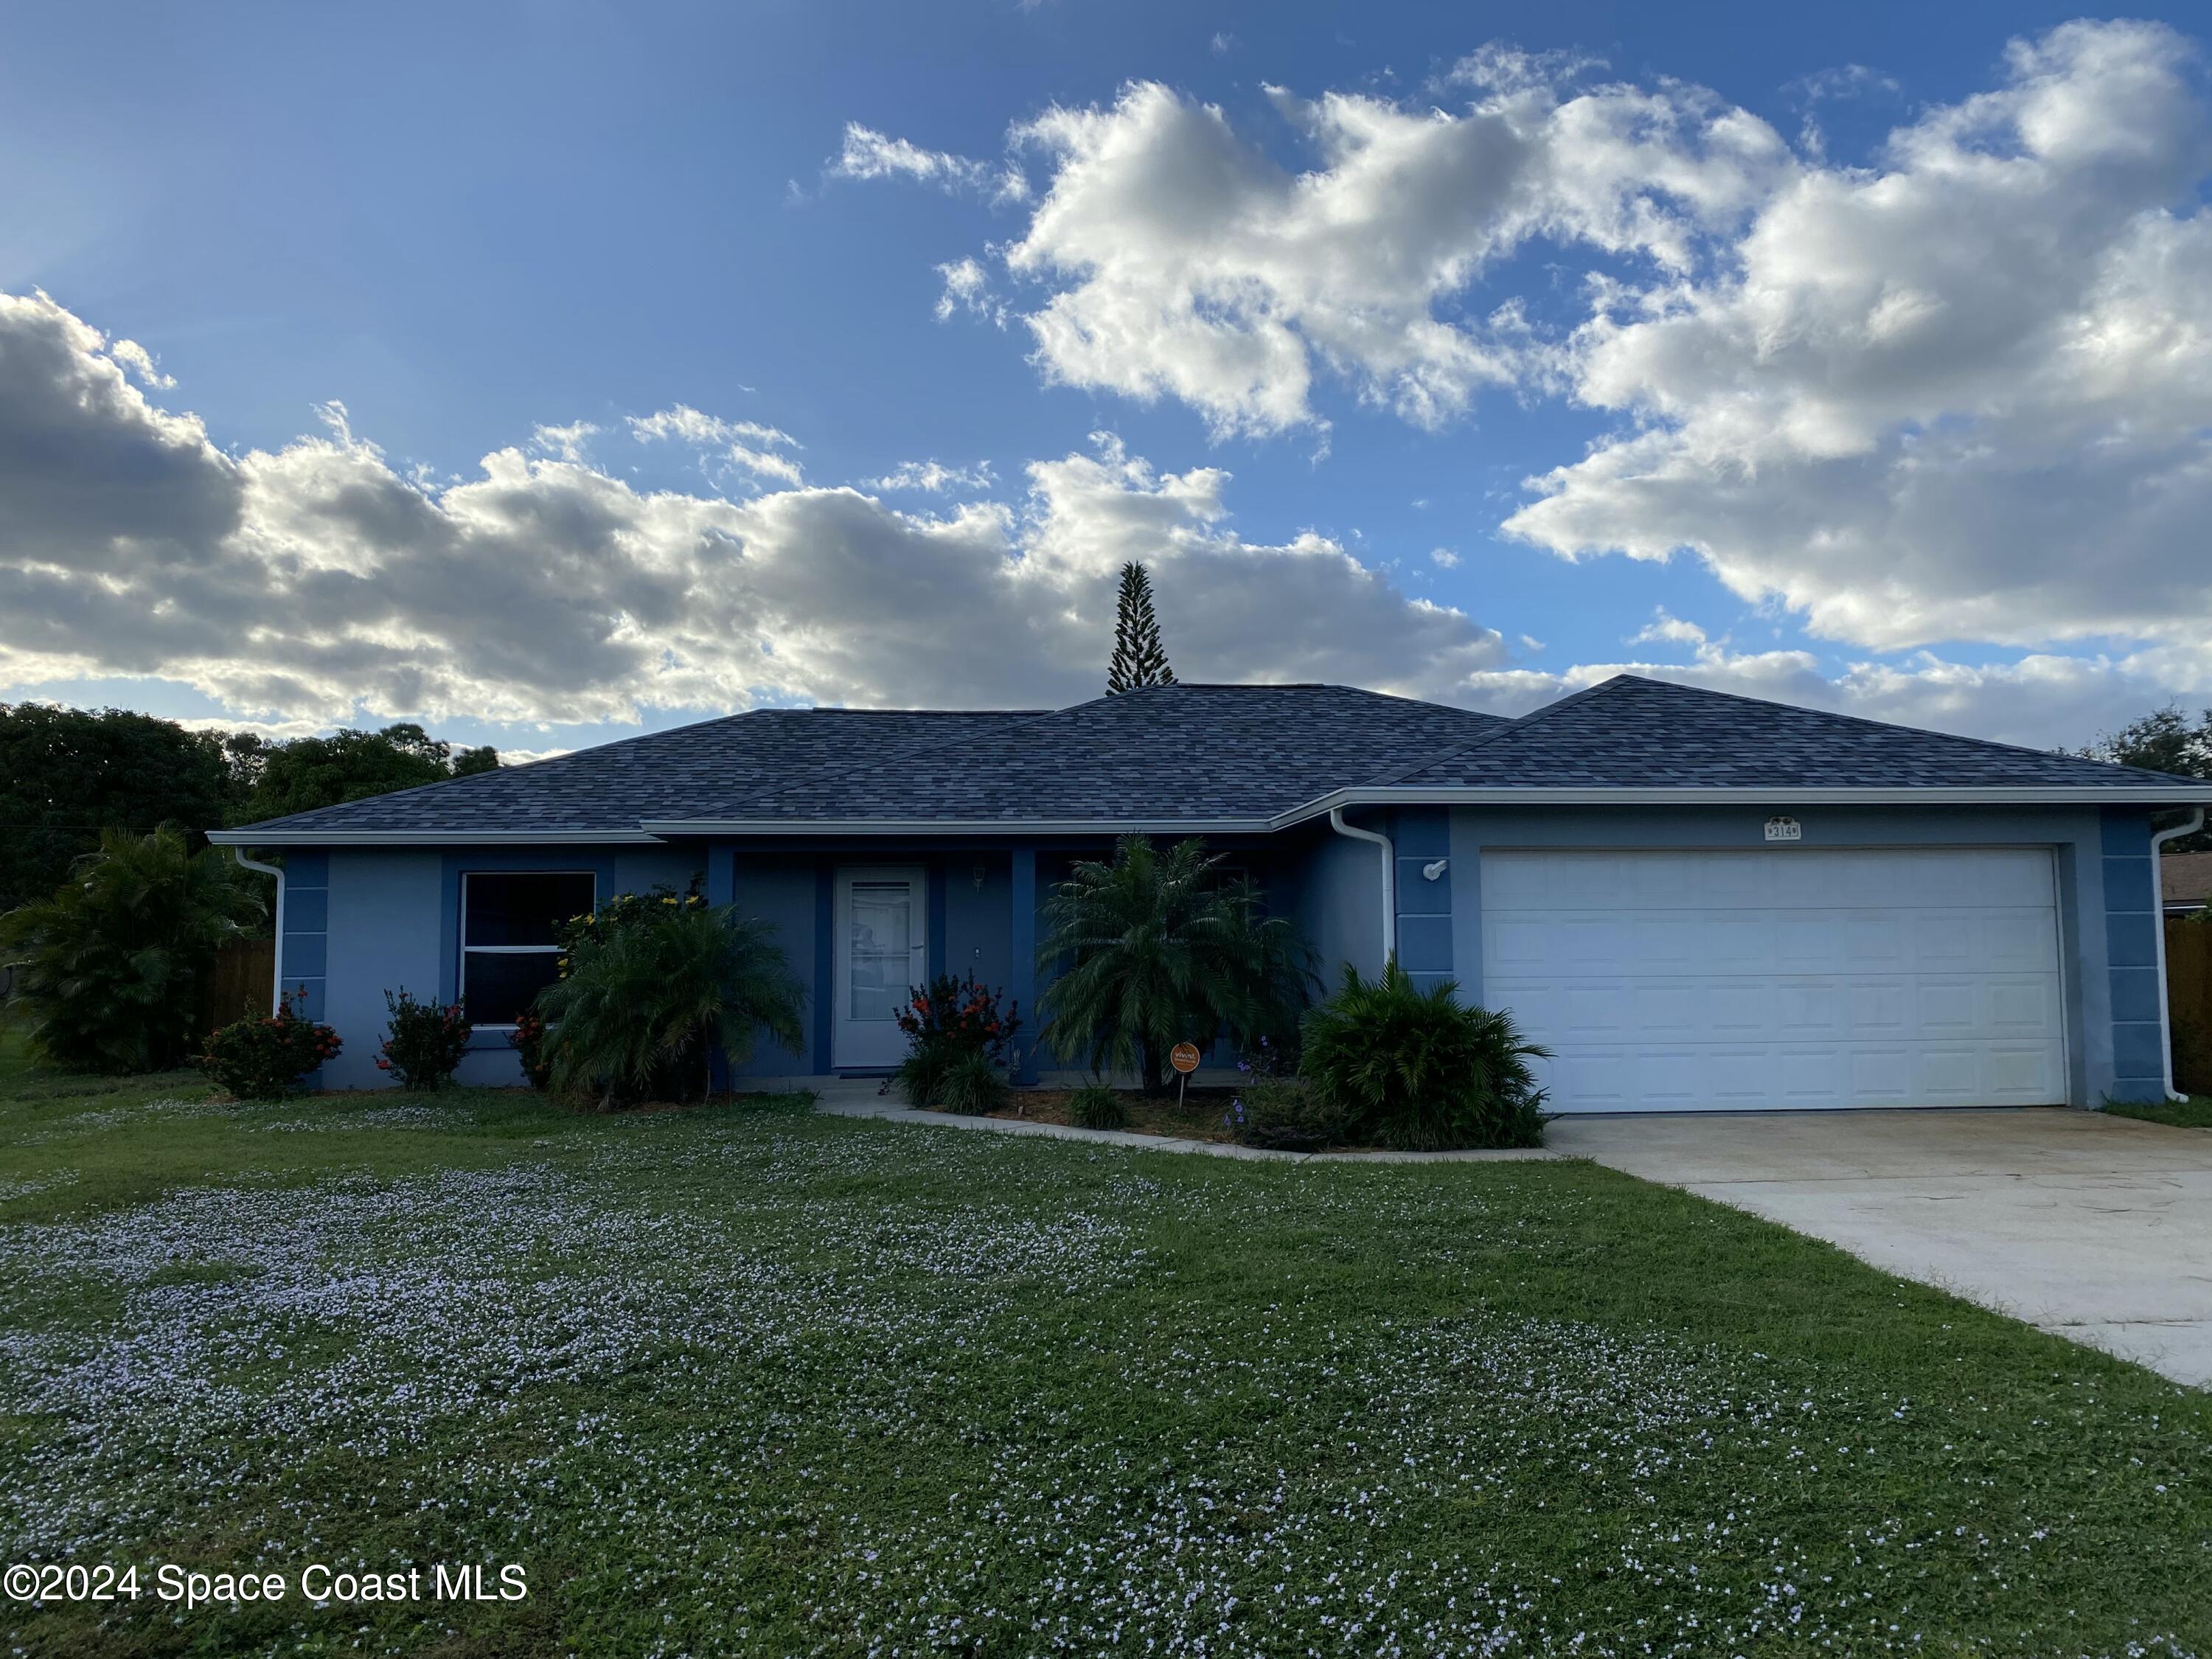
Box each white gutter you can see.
[639,816,1276,838]
[653,784,2212,840]
[1328,807,1395,966]
[209,787,2212,848]
[2152,807,2206,1104]
[231,848,286,1015]
[205,828,661,847]
[1304,784,2212,812]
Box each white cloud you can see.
[627,406,796,450]
[0,289,1514,726]
[1504,19,2212,662]
[877,21,2212,702]
[1629,609,1711,651]
[1429,548,1460,568]
[866,459,997,493]
[630,404,804,488]
[108,337,174,389]
[978,67,1789,434]
[829,122,1027,203]
[934,257,1006,326]
[531,420,598,462]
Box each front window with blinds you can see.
[460,871,596,1026]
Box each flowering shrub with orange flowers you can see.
[509,1009,554,1091]
[894,972,1021,1067]
[892,972,1022,1109]
[200,993,342,1100]
[375,987,473,1089]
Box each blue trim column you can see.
[707,842,736,1091]
[278,852,330,1020]
[2101,807,2165,1102]
[1391,808,1453,995]
[1010,846,1039,1083]
[277,852,330,1085]
[812,864,834,1072]
[926,858,947,984]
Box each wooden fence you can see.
[2171,918,2212,1096]
[199,936,276,1034]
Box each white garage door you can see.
[1480,848,2067,1113]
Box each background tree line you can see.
[2079,704,2212,852]
[0,705,498,917]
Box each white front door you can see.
[1481,847,2067,1112]
[834,866,928,1069]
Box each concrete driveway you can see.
[1550,1109,2212,1388]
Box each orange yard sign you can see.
[1169,1041,1202,1107]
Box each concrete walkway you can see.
[1551,1108,2212,1388]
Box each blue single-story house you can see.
[206,675,2212,1112]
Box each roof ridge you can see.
[1606,672,2205,787]
[703,695,1123,818]
[1364,675,1629,787]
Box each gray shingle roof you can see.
[669,684,1506,824]
[223,710,1043,835]
[1388,675,2204,791]
[215,674,2207,843]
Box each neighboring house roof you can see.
[207,675,2212,846]
[2165,851,2212,913]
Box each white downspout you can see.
[232,847,286,1014]
[1328,807,1396,967]
[2151,807,2206,1103]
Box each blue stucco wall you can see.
[1444,803,2134,1108]
[302,805,2162,1107]
[723,852,822,1078]
[1290,824,1386,990]
[316,845,707,1090]
[945,854,1014,992]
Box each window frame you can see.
[458,869,597,1031]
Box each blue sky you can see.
[2,1,2208,757]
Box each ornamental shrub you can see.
[1224,1077,1348,1152]
[1300,961,1551,1151]
[201,995,341,1100]
[1037,837,1314,1095]
[534,890,804,1107]
[936,1049,1010,1116]
[1066,1082,1127,1131]
[375,987,472,1090]
[0,827,262,1073]
[894,972,1019,1107]
[509,1009,554,1091]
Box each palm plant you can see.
[1038,836,1315,1093]
[534,896,805,1108]
[0,826,262,1073]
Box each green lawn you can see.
[1,1046,2208,1656]
[2107,1094,2212,1129]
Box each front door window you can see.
[834,868,925,1068]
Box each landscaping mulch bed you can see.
[973,1085,1243,1141]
